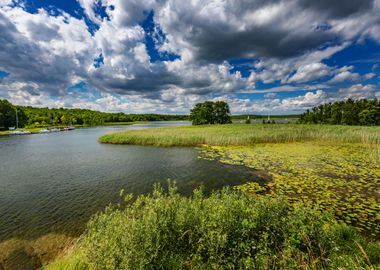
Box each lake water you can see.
[0,122,256,242]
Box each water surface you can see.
[0,122,255,241]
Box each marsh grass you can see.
[99,124,380,146]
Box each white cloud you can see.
[337,84,378,99]
[288,63,331,83]
[328,70,360,84]
[0,0,12,7]
[364,72,376,80]
[77,0,102,24]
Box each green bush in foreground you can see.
[57,185,379,270]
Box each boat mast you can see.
[16,107,19,129]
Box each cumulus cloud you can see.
[0,7,94,96]
[288,63,331,83]
[337,84,379,99]
[0,0,380,114]
[328,71,360,84]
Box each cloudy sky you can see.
[0,0,379,114]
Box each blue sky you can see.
[0,0,379,114]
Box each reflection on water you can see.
[0,122,256,242]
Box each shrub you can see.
[80,184,379,270]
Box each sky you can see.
[0,0,379,114]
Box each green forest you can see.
[2,98,379,130]
[0,99,188,129]
[299,98,380,125]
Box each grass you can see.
[99,123,380,146]
[45,185,380,270]
[43,249,86,270]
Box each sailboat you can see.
[9,108,31,135]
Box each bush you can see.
[80,184,379,270]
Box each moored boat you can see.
[9,130,31,135]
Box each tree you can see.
[298,99,380,126]
[359,109,377,125]
[0,100,28,129]
[214,101,232,124]
[190,101,232,125]
[0,99,15,128]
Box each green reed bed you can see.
[99,124,380,146]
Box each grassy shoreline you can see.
[99,123,380,146]
[0,121,145,136]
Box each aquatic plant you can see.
[199,142,380,238]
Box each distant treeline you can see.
[299,99,380,125]
[0,99,188,129]
[231,114,300,120]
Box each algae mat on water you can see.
[199,142,380,237]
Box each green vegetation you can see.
[44,249,86,270]
[99,123,380,146]
[299,98,380,125]
[0,99,27,129]
[0,99,188,129]
[199,142,380,237]
[190,101,231,125]
[46,185,380,270]
[99,124,380,237]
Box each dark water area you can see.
[0,122,257,242]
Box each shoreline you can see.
[0,121,147,136]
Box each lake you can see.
[0,122,256,242]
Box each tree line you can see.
[299,99,380,125]
[0,99,188,129]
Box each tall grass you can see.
[99,124,380,146]
[46,185,380,270]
